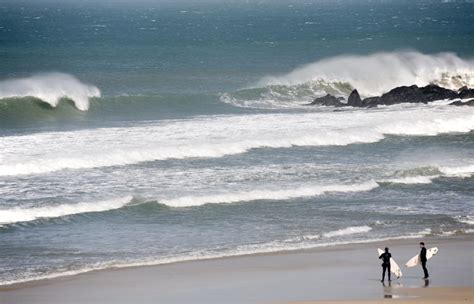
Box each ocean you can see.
[0,0,473,286]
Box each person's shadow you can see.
[382,281,392,288]
[423,279,430,288]
[381,280,405,298]
[382,281,392,298]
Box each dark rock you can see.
[449,99,474,106]
[308,84,473,108]
[347,89,363,107]
[361,97,380,108]
[359,84,462,107]
[458,87,474,99]
[378,84,458,105]
[377,85,422,105]
[310,94,345,107]
[420,84,459,100]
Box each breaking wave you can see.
[223,51,474,108]
[0,73,100,111]
[0,196,133,225]
[439,164,474,177]
[379,164,474,185]
[382,176,438,184]
[322,226,372,238]
[454,215,474,225]
[159,181,379,207]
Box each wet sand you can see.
[1,235,472,304]
[290,287,473,303]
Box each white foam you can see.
[454,215,474,225]
[0,196,132,225]
[381,175,438,184]
[440,230,457,236]
[259,51,474,97]
[379,163,474,185]
[0,105,473,176]
[159,181,379,207]
[0,73,100,111]
[323,226,372,238]
[439,164,474,177]
[415,228,432,236]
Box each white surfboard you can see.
[378,248,402,278]
[405,247,438,268]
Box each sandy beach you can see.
[1,235,472,304]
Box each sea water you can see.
[0,0,473,285]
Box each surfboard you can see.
[405,247,438,268]
[378,248,402,278]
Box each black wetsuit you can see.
[420,247,429,278]
[379,252,391,281]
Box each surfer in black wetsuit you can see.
[379,247,391,282]
[420,242,429,279]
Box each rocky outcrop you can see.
[449,99,474,107]
[347,90,363,107]
[364,84,459,106]
[310,84,473,108]
[458,86,474,99]
[310,94,345,107]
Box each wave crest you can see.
[0,73,100,111]
[223,51,474,108]
[322,226,372,238]
[159,181,379,207]
[379,164,474,185]
[0,196,132,225]
[261,51,474,97]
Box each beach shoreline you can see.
[1,234,472,303]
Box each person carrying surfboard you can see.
[379,247,391,282]
[420,242,429,279]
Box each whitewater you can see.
[259,51,474,97]
[1,104,473,176]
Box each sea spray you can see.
[259,51,474,97]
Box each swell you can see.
[0,93,235,129]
